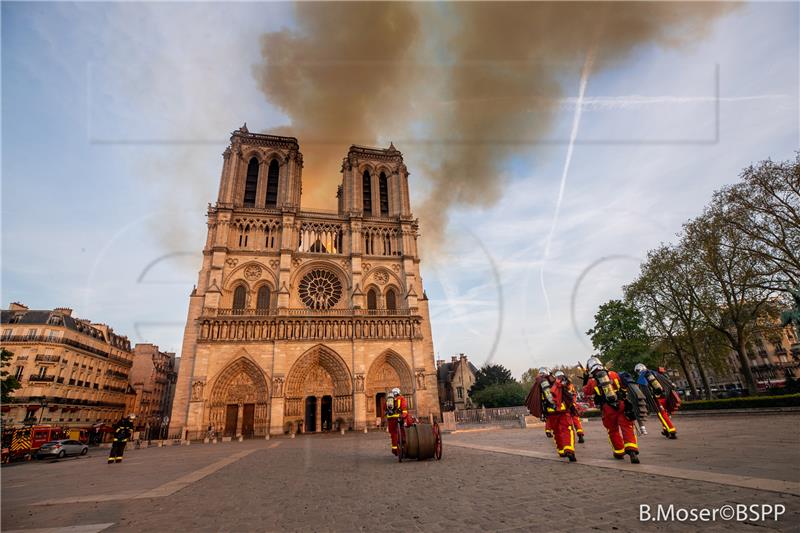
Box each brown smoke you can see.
[254,2,736,249]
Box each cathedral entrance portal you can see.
[305,396,317,432]
[375,393,387,425]
[242,404,255,437]
[209,357,270,438]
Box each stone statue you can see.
[780,283,800,341]
[191,380,204,401]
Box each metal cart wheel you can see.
[433,421,443,460]
[397,425,405,463]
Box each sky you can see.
[2,2,798,378]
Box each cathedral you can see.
[169,125,440,437]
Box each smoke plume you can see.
[254,2,735,249]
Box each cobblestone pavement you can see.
[2,414,798,532]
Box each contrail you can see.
[540,46,596,321]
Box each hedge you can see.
[679,394,800,411]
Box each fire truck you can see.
[2,425,65,463]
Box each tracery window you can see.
[385,288,397,310]
[362,170,372,216]
[256,286,270,312]
[233,285,247,313]
[379,172,389,215]
[298,270,343,310]
[266,159,279,207]
[367,289,378,310]
[243,158,259,207]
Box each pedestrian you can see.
[108,414,135,464]
[582,357,640,464]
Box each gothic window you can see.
[367,289,378,310]
[298,269,342,310]
[362,170,372,216]
[239,224,250,247]
[256,286,270,312]
[379,172,389,215]
[243,158,259,207]
[266,159,280,207]
[385,288,397,310]
[233,285,247,313]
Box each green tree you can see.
[469,364,515,395]
[470,382,528,408]
[586,299,655,374]
[1,348,21,403]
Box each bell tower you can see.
[338,143,411,217]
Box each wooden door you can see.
[224,404,238,437]
[242,404,255,437]
[321,396,332,431]
[305,397,317,433]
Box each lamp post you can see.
[37,398,48,424]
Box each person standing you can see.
[108,414,135,464]
[582,357,640,464]
[554,370,585,443]
[385,388,412,456]
[549,371,577,462]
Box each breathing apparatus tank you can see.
[646,371,664,396]
[385,393,396,416]
[594,368,618,406]
[540,377,555,406]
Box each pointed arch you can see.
[266,159,280,207]
[233,285,247,312]
[379,171,389,215]
[385,287,397,310]
[362,170,373,216]
[285,344,353,398]
[365,350,414,416]
[243,157,259,207]
[367,288,378,310]
[208,356,270,437]
[256,285,271,312]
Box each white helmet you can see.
[554,370,566,380]
[634,363,647,374]
[128,413,136,420]
[586,357,603,373]
[391,387,401,396]
[538,367,549,376]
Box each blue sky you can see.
[2,2,798,377]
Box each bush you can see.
[471,382,528,408]
[680,394,800,411]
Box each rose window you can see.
[298,269,343,310]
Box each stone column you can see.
[316,397,322,432]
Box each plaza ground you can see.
[2,413,799,532]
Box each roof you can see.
[1,309,130,349]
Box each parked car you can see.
[36,439,88,459]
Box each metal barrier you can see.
[452,406,529,428]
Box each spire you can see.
[388,141,397,152]
[239,122,249,133]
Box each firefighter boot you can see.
[578,434,585,444]
[669,432,677,440]
[566,451,577,462]
[627,450,640,464]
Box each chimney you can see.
[54,307,73,317]
[9,302,28,311]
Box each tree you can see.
[1,348,21,403]
[470,382,528,408]
[680,209,779,396]
[586,299,655,374]
[469,364,515,395]
[715,155,800,287]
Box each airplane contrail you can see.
[540,46,596,321]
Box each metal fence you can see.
[452,406,529,427]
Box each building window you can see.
[1,329,11,340]
[38,366,47,378]
[266,159,279,207]
[27,329,37,340]
[243,157,259,207]
[14,366,23,380]
[367,289,378,310]
[457,387,463,399]
[385,288,397,310]
[362,170,372,216]
[233,286,247,312]
[256,286,270,312]
[379,172,389,215]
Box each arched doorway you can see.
[366,350,414,422]
[285,345,353,433]
[208,357,270,438]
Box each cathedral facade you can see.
[169,126,440,437]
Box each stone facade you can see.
[169,126,440,438]
[436,354,478,412]
[130,343,177,438]
[0,303,135,427]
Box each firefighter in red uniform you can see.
[582,357,640,464]
[108,414,135,464]
[538,368,555,439]
[555,370,585,443]
[385,388,413,456]
[550,371,577,462]
[635,363,678,438]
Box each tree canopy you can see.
[469,363,516,395]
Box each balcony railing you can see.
[1,335,132,365]
[204,307,413,318]
[28,375,56,382]
[35,354,61,363]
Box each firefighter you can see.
[635,363,678,439]
[537,368,555,439]
[108,414,135,464]
[582,357,640,464]
[385,388,412,456]
[550,371,577,462]
[554,370,585,443]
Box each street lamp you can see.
[38,398,48,424]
